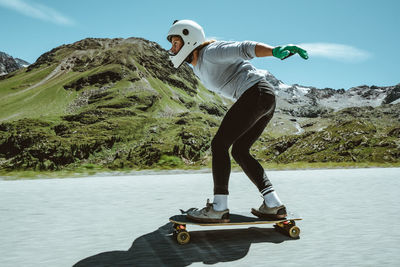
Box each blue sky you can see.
[0,0,399,89]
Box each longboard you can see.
[169,212,302,244]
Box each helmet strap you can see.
[185,51,194,64]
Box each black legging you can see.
[211,79,275,195]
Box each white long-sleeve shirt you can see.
[193,40,269,99]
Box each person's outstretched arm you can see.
[255,43,309,60]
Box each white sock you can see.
[213,194,228,211]
[263,191,283,208]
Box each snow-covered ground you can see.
[317,89,387,111]
[1,168,399,267]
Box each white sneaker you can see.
[187,199,230,223]
[251,201,287,220]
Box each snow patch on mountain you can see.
[259,69,400,117]
[391,98,400,105]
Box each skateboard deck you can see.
[169,212,302,244]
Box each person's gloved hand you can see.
[272,45,309,60]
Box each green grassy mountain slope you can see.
[0,37,229,171]
[255,104,400,164]
[0,38,219,121]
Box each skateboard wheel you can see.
[176,231,190,245]
[288,226,300,238]
[274,220,300,238]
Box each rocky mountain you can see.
[14,58,30,68]
[260,70,400,118]
[0,51,30,76]
[0,37,399,173]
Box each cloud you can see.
[0,0,74,26]
[298,43,371,62]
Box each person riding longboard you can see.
[166,20,308,223]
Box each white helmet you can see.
[167,20,206,68]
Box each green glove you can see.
[272,45,309,60]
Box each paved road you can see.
[1,168,399,266]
